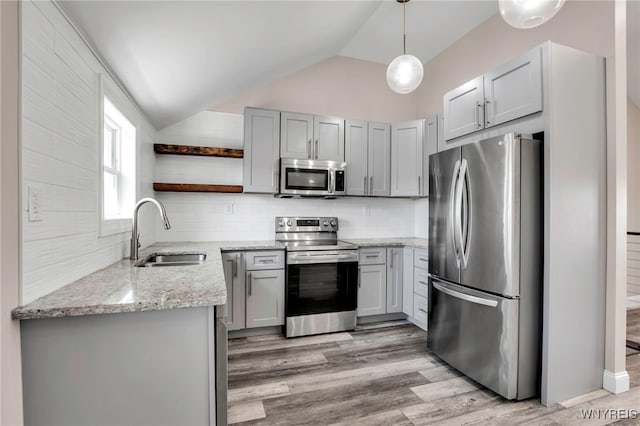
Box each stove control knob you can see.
[278,220,285,227]
[287,219,292,226]
[330,219,337,227]
[323,220,329,227]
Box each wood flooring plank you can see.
[410,376,481,403]
[228,381,290,405]
[328,409,413,426]
[228,332,353,355]
[430,398,544,425]
[256,372,428,426]
[228,400,266,424]
[401,389,501,425]
[286,357,436,394]
[418,364,464,383]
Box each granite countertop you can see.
[342,238,428,250]
[12,241,284,321]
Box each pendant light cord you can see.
[403,0,406,55]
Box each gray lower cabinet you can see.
[402,247,414,316]
[222,252,246,330]
[246,269,285,328]
[243,107,281,194]
[357,247,404,317]
[223,250,285,330]
[357,263,387,316]
[21,307,225,426]
[386,248,403,313]
[412,248,429,329]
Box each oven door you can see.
[286,251,358,318]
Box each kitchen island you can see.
[12,241,283,426]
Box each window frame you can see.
[98,75,138,238]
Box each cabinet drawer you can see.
[413,294,428,326]
[358,247,386,265]
[414,268,428,297]
[414,249,428,270]
[244,250,284,270]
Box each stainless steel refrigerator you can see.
[427,132,542,400]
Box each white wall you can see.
[155,111,419,241]
[21,0,156,304]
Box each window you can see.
[100,96,136,236]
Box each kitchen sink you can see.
[135,252,207,267]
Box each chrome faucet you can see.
[130,198,171,260]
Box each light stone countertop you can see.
[12,241,284,321]
[342,238,428,250]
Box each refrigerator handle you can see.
[458,159,470,268]
[433,280,498,308]
[449,160,462,265]
[454,159,468,268]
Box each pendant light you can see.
[499,0,566,29]
[386,0,423,94]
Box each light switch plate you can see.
[224,203,234,215]
[28,185,42,222]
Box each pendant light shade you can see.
[499,0,566,29]
[387,54,424,94]
[387,0,423,94]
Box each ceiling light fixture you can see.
[499,0,566,29]
[386,0,423,95]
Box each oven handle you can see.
[287,252,358,265]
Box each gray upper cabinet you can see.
[345,120,391,196]
[391,120,424,197]
[443,46,542,141]
[314,115,345,161]
[281,112,345,161]
[422,115,439,196]
[280,112,313,159]
[345,120,368,195]
[484,48,542,128]
[243,108,280,194]
[368,122,391,196]
[443,76,484,141]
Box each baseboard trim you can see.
[603,369,630,394]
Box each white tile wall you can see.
[155,110,426,242]
[155,193,418,242]
[21,0,157,304]
[627,234,640,297]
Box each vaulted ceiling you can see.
[59,1,499,129]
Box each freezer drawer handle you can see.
[433,281,498,308]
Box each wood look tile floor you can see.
[227,320,640,425]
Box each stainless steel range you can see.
[276,217,358,338]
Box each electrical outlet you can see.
[28,185,42,222]
[224,203,234,215]
[363,206,371,217]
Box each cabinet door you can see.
[484,47,542,128]
[386,248,403,313]
[391,120,423,197]
[281,112,313,159]
[243,108,280,193]
[345,120,368,196]
[368,122,391,196]
[222,252,246,330]
[246,269,285,328]
[443,76,484,140]
[422,115,438,197]
[314,115,345,161]
[357,264,386,316]
[402,248,414,316]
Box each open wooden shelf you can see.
[154,144,243,158]
[153,183,243,193]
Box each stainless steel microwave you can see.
[279,159,346,197]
